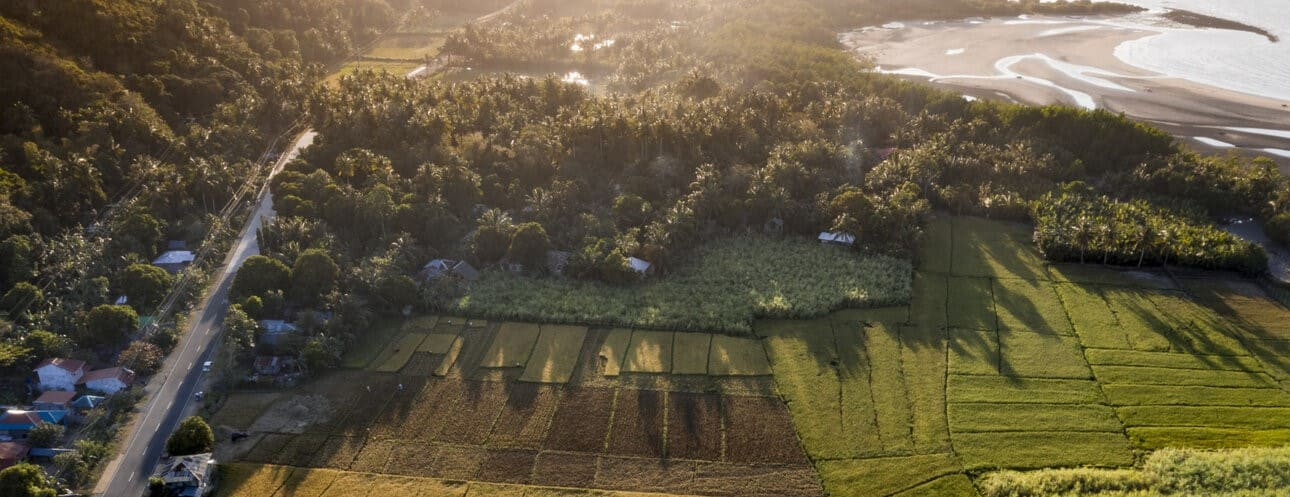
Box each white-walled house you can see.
[33,358,87,391]
[79,367,136,395]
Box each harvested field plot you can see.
[592,456,698,494]
[706,334,771,376]
[270,466,340,497]
[434,381,509,445]
[689,462,824,497]
[606,389,667,457]
[544,386,614,453]
[385,442,437,476]
[310,436,362,469]
[598,328,632,376]
[350,439,394,472]
[667,392,724,461]
[671,332,711,375]
[722,395,810,465]
[274,434,328,467]
[624,330,673,373]
[952,431,1134,470]
[245,433,292,463]
[817,453,966,497]
[478,449,536,484]
[519,325,587,383]
[530,451,598,488]
[947,276,996,331]
[481,322,540,368]
[993,278,1072,334]
[487,383,561,449]
[217,464,294,497]
[342,320,404,368]
[432,445,487,480]
[400,352,440,376]
[372,332,426,372]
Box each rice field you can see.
[217,215,1290,497]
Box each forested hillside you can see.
[0,0,398,403]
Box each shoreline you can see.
[1162,9,1278,42]
[844,13,1290,169]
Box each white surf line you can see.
[945,48,965,55]
[1194,136,1236,148]
[1213,127,1290,140]
[1038,25,1106,37]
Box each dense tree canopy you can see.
[166,416,214,456]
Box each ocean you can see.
[1105,0,1290,102]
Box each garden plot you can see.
[487,383,562,449]
[597,328,632,376]
[706,334,771,376]
[606,389,668,457]
[667,392,724,460]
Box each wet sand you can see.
[842,15,1290,169]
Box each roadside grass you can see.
[671,332,711,375]
[451,235,912,334]
[518,324,587,383]
[371,332,426,372]
[480,322,541,368]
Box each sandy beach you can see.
[842,14,1290,169]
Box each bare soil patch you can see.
[385,442,438,476]
[544,386,615,453]
[690,462,824,497]
[607,389,667,457]
[592,456,697,494]
[530,451,598,488]
[722,395,810,465]
[311,436,363,469]
[478,449,537,484]
[487,383,562,449]
[249,395,335,434]
[435,381,509,445]
[430,445,487,480]
[350,439,394,472]
[667,392,723,461]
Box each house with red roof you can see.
[79,367,136,395]
[33,358,87,391]
[32,390,76,411]
[0,410,66,438]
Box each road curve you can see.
[93,131,316,497]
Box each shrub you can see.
[26,423,64,448]
[166,416,213,455]
[117,341,163,375]
[230,255,290,300]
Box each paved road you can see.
[94,131,316,497]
